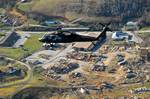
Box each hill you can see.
[0,0,150,26]
[29,0,150,25]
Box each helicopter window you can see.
[47,36,53,39]
[42,35,48,40]
[62,32,72,36]
[55,35,62,40]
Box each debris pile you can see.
[49,63,79,74]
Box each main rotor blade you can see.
[70,17,83,24]
[106,22,111,26]
[99,23,105,27]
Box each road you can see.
[16,30,150,34]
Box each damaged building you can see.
[139,47,150,62]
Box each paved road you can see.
[16,30,150,34]
[16,31,113,34]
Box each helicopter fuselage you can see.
[39,32,97,43]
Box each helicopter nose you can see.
[39,38,44,42]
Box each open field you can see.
[31,0,67,13]
[17,0,67,14]
[0,85,23,97]
[140,26,150,30]
[10,82,150,99]
[0,32,5,39]
[102,82,150,97]
[17,2,32,12]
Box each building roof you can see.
[0,31,14,45]
[73,42,93,49]
[77,32,99,38]
[73,32,100,49]
[126,21,138,26]
[88,32,100,37]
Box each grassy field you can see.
[23,34,43,53]
[95,82,150,98]
[140,26,150,30]
[0,34,43,60]
[0,85,23,97]
[0,32,5,38]
[17,2,32,12]
[32,0,64,11]
[17,0,65,13]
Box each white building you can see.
[112,31,129,41]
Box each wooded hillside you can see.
[0,0,150,25]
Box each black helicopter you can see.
[39,23,111,45]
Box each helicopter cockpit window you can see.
[55,35,62,40]
[47,36,52,39]
[62,32,72,36]
[42,35,48,40]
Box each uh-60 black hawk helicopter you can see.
[39,23,112,46]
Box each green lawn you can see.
[24,34,43,52]
[17,2,32,12]
[0,33,5,38]
[140,26,150,30]
[0,34,43,60]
